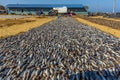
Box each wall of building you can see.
[7,7,88,15]
[8,8,52,15]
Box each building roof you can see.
[6,4,84,8]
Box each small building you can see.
[0,5,6,14]
[53,6,67,14]
[6,4,88,15]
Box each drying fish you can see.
[0,17,120,80]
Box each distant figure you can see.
[37,9,44,16]
[57,14,61,19]
[57,15,61,19]
[22,9,24,13]
[67,11,73,17]
[69,11,73,16]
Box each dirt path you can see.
[75,17,120,38]
[0,17,55,38]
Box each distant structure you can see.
[6,4,88,15]
[113,0,116,15]
[0,5,6,14]
[53,6,67,14]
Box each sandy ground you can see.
[75,16,120,30]
[0,16,55,38]
[75,17,120,38]
[0,19,35,27]
[89,16,120,22]
[0,15,30,19]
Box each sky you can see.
[0,0,120,12]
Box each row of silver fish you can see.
[0,17,120,80]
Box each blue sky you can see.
[0,0,119,12]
